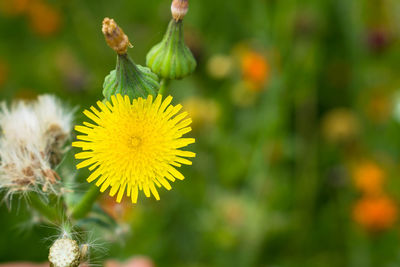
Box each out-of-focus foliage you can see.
[1,0,400,266]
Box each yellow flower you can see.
[72,94,195,203]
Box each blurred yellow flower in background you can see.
[352,161,384,196]
[366,91,392,123]
[353,195,397,232]
[206,54,234,79]
[182,97,219,130]
[321,108,359,143]
[231,81,257,107]
[73,94,196,203]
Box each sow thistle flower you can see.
[73,94,195,203]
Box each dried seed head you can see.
[49,238,81,267]
[171,0,188,21]
[0,95,72,203]
[45,124,67,167]
[102,17,132,55]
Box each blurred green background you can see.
[1,0,400,266]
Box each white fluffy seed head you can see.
[34,95,72,138]
[0,95,73,202]
[49,238,80,267]
[0,101,42,145]
[34,95,73,167]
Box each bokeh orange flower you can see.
[27,1,61,36]
[100,195,133,222]
[352,161,384,195]
[1,0,61,36]
[240,51,270,91]
[353,195,397,231]
[0,0,32,16]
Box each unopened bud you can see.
[146,19,196,79]
[102,17,132,55]
[171,0,188,21]
[80,244,89,262]
[49,238,80,267]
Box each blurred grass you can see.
[1,0,400,266]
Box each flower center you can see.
[130,136,142,148]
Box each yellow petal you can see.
[83,110,101,124]
[143,183,151,197]
[76,158,97,169]
[157,176,172,190]
[75,125,92,134]
[168,166,185,180]
[116,182,127,203]
[150,183,160,200]
[175,157,192,165]
[75,152,93,159]
[131,186,139,203]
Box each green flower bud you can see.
[103,54,160,100]
[146,19,196,80]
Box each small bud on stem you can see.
[101,18,159,102]
[102,17,132,55]
[146,19,196,80]
[49,237,81,267]
[80,244,89,263]
[171,0,188,21]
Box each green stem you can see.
[71,185,101,220]
[158,78,170,95]
[28,193,60,222]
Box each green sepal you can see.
[146,19,196,80]
[103,54,160,100]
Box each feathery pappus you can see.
[0,95,73,203]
